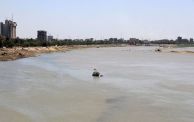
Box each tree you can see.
[0,35,5,48]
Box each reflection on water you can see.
[0,46,194,122]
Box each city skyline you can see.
[0,0,194,40]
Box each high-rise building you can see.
[0,20,17,39]
[0,22,3,35]
[37,30,47,41]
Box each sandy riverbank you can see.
[1,44,194,61]
[0,44,126,61]
[158,46,194,54]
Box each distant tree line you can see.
[0,35,193,48]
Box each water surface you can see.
[0,46,194,122]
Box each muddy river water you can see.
[0,46,194,122]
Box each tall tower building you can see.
[0,22,3,35]
[4,20,17,39]
[0,20,17,39]
[37,30,47,41]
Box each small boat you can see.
[92,72,100,77]
[155,48,162,52]
[92,69,100,77]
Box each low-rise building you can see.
[48,35,53,41]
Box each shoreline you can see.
[0,44,127,61]
[1,44,194,61]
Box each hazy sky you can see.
[0,0,194,40]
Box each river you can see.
[0,46,194,122]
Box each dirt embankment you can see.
[154,45,194,54]
[170,50,194,54]
[0,44,126,61]
[0,45,86,61]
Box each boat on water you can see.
[155,48,162,52]
[92,69,101,77]
[92,72,100,77]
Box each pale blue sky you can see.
[0,0,194,40]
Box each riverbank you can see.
[0,44,127,61]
